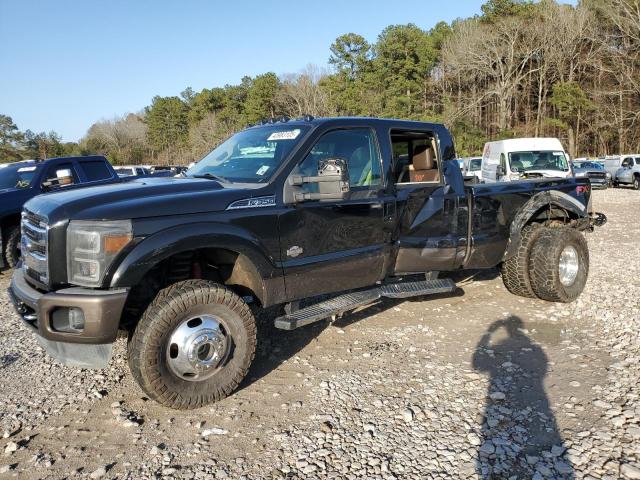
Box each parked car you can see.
[481,138,572,183]
[572,160,610,189]
[612,155,640,189]
[150,165,188,177]
[8,117,606,409]
[0,155,120,269]
[114,165,151,178]
[462,156,483,182]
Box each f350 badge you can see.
[286,246,303,258]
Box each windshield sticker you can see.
[256,165,270,176]
[17,166,37,172]
[267,129,301,141]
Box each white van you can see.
[463,156,483,182]
[481,138,572,183]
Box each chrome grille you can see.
[587,172,606,180]
[21,209,49,285]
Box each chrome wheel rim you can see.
[558,245,579,287]
[166,315,231,382]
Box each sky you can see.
[0,0,486,142]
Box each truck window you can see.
[0,164,38,189]
[299,128,382,188]
[81,161,113,181]
[390,130,441,184]
[43,163,78,187]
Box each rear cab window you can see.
[80,161,113,182]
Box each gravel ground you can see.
[1,188,639,479]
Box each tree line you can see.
[1,0,638,164]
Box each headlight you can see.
[67,220,132,287]
[575,171,586,177]
[606,172,611,178]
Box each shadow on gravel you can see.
[239,286,466,392]
[472,316,574,479]
[0,353,20,370]
[238,306,329,392]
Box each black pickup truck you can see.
[1,155,120,269]
[8,117,606,409]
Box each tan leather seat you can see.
[409,144,439,182]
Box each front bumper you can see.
[588,178,609,189]
[8,267,128,368]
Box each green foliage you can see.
[145,96,190,151]
[373,24,437,118]
[0,115,24,162]
[480,0,536,21]
[549,81,594,127]
[244,72,280,124]
[450,121,487,157]
[329,33,371,79]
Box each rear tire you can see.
[3,226,21,268]
[128,280,256,409]
[500,224,544,298]
[528,227,589,303]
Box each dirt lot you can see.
[1,188,639,480]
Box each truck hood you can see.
[24,177,256,223]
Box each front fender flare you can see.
[503,190,587,261]
[108,223,281,305]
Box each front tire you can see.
[633,175,640,190]
[528,227,589,303]
[3,226,20,268]
[128,280,256,409]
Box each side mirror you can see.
[286,158,350,203]
[496,165,505,177]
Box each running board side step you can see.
[274,279,456,330]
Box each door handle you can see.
[370,203,383,210]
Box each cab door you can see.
[278,127,392,301]
[389,131,464,274]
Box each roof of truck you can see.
[246,116,446,130]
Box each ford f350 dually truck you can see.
[8,117,606,409]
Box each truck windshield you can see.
[508,151,569,173]
[469,158,482,171]
[573,161,603,170]
[187,125,311,183]
[0,163,38,190]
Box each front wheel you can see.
[128,280,256,409]
[633,176,640,190]
[528,227,589,303]
[3,226,21,268]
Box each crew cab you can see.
[1,155,120,269]
[8,117,606,409]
